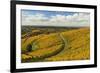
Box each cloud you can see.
[22,12,90,27]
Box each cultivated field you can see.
[21,26,90,63]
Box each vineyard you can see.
[21,26,90,63]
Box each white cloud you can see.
[22,12,90,27]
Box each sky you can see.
[21,9,90,27]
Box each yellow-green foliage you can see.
[27,44,64,58]
[21,34,45,51]
[34,33,63,49]
[45,28,90,61]
[21,28,90,62]
[21,32,64,61]
[21,54,32,60]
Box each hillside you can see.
[45,28,90,61]
[21,27,90,62]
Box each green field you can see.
[21,26,90,63]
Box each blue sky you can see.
[22,9,77,18]
[21,9,90,27]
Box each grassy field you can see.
[21,26,90,63]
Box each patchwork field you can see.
[21,26,90,63]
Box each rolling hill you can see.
[21,27,90,62]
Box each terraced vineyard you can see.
[21,27,90,63]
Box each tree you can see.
[27,44,32,52]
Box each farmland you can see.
[21,26,90,63]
